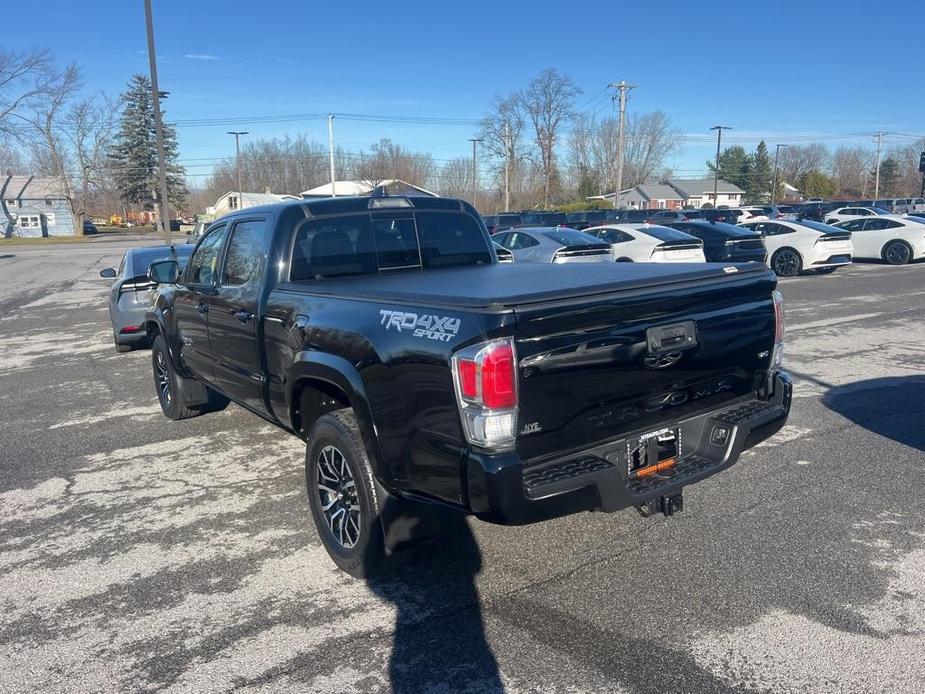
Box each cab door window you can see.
[186,224,228,286]
[221,219,269,286]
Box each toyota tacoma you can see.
[144,194,791,576]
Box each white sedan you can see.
[833,215,925,265]
[824,206,890,224]
[738,219,853,276]
[585,224,706,263]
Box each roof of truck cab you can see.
[214,195,473,220]
[278,260,773,311]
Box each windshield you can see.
[541,229,602,246]
[637,225,698,242]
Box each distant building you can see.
[0,175,75,238]
[664,179,744,208]
[207,191,299,218]
[301,179,438,198]
[589,183,686,210]
[589,178,745,209]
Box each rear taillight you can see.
[452,338,518,449]
[771,289,784,368]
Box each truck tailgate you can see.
[513,270,777,462]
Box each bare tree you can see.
[355,138,435,188]
[63,94,117,228]
[831,146,873,198]
[623,111,682,187]
[438,156,472,199]
[518,69,581,208]
[0,47,54,141]
[778,143,830,186]
[479,94,527,210]
[888,139,925,196]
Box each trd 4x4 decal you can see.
[379,309,461,342]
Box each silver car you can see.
[100,245,194,352]
[493,227,612,263]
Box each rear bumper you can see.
[466,371,792,525]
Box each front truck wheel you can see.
[151,334,201,420]
[305,409,387,578]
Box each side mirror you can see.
[99,267,117,279]
[147,259,180,284]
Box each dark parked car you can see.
[565,210,608,230]
[665,220,767,263]
[82,219,98,234]
[683,208,741,224]
[143,194,790,577]
[482,212,522,234]
[610,209,655,223]
[645,210,689,224]
[521,211,568,226]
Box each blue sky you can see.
[6,0,924,186]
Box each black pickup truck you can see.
[145,194,791,576]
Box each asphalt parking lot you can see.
[2,238,924,693]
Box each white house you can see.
[301,179,438,198]
[665,179,744,208]
[207,191,299,218]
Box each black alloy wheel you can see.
[883,241,912,265]
[771,248,802,277]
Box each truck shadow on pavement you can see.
[821,375,925,452]
[363,510,503,693]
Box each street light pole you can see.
[328,115,336,197]
[143,0,172,244]
[609,81,636,210]
[227,131,248,210]
[874,131,886,200]
[468,138,483,208]
[771,144,788,206]
[710,126,732,207]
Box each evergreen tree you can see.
[878,158,899,196]
[706,145,749,191]
[109,74,186,209]
[798,170,837,199]
[744,141,773,204]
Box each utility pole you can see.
[609,81,636,210]
[503,122,511,212]
[143,0,172,244]
[227,131,248,210]
[919,150,925,198]
[771,144,788,205]
[469,138,483,208]
[328,115,336,197]
[710,126,732,207]
[874,131,885,199]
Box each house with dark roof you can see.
[1,175,75,238]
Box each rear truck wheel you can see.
[616,257,633,262]
[771,248,803,277]
[883,240,912,265]
[151,334,200,420]
[305,409,386,578]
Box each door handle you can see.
[233,309,254,323]
[196,302,209,314]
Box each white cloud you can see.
[184,53,219,61]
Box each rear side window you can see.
[223,219,269,285]
[290,211,491,280]
[415,211,492,268]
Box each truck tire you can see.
[151,334,200,420]
[305,409,386,578]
